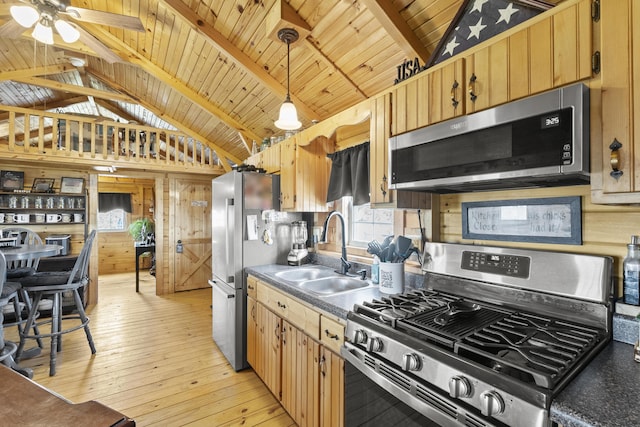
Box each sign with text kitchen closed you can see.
[462,197,582,245]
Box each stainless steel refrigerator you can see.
[210,170,296,371]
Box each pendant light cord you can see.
[286,39,291,101]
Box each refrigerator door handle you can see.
[225,198,234,283]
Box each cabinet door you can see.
[258,302,282,399]
[282,321,321,427]
[320,347,344,427]
[465,38,509,113]
[247,295,258,370]
[369,93,392,206]
[426,59,465,125]
[599,0,638,196]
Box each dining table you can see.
[0,243,62,377]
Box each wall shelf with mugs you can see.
[0,192,87,235]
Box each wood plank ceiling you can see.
[0,0,562,166]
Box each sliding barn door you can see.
[171,178,212,291]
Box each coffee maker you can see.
[287,220,309,266]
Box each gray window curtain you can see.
[98,193,132,213]
[326,141,370,206]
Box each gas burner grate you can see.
[456,312,604,389]
[355,290,456,327]
[398,305,508,348]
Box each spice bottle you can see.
[623,235,640,305]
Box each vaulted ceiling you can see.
[0,0,562,166]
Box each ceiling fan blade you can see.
[64,7,145,32]
[0,20,26,39]
[74,25,124,64]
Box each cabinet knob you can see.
[468,74,477,102]
[451,80,459,108]
[609,138,623,180]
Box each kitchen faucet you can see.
[320,210,351,275]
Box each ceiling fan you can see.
[0,0,144,63]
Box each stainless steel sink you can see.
[297,276,370,295]
[274,267,337,282]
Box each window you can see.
[98,209,126,231]
[346,197,394,246]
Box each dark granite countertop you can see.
[551,341,640,427]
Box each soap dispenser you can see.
[623,235,640,305]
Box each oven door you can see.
[342,344,500,427]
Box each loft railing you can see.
[0,105,222,171]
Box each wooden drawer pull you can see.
[247,284,255,290]
[277,301,286,310]
[451,80,459,108]
[468,74,477,102]
[324,329,340,340]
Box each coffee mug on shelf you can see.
[34,213,45,223]
[5,213,15,223]
[0,213,4,223]
[13,213,30,224]
[46,214,62,223]
[73,213,84,222]
[61,213,72,223]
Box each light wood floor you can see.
[5,272,295,427]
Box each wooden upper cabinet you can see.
[592,0,640,202]
[279,136,331,212]
[244,144,281,173]
[465,0,592,113]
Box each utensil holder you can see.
[379,262,404,294]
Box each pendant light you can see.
[274,28,302,131]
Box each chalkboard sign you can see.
[462,197,582,245]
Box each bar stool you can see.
[16,230,97,376]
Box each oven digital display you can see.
[461,251,530,279]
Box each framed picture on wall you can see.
[31,178,55,193]
[0,170,24,191]
[60,177,85,194]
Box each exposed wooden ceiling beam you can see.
[360,0,432,64]
[160,0,319,121]
[80,22,263,144]
[237,132,251,155]
[0,64,75,81]
[93,99,139,123]
[88,70,240,170]
[11,76,138,103]
[0,95,88,121]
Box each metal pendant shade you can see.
[274,28,302,131]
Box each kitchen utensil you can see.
[381,235,394,250]
[367,240,382,257]
[396,236,412,259]
[433,300,481,326]
[387,243,397,262]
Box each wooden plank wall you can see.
[439,185,640,296]
[97,176,155,274]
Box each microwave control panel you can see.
[461,251,530,279]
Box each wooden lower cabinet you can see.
[247,276,345,426]
[320,346,344,427]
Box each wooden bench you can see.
[0,365,135,426]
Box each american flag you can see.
[429,0,550,67]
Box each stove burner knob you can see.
[480,391,505,417]
[353,329,368,345]
[402,353,421,371]
[448,376,472,398]
[367,337,384,352]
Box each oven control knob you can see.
[353,329,368,345]
[402,353,421,371]
[448,376,472,398]
[480,391,505,417]
[367,337,384,352]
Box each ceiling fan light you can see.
[10,5,40,28]
[274,99,301,130]
[54,19,80,43]
[32,21,54,45]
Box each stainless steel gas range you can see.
[342,243,613,427]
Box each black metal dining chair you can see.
[16,230,97,376]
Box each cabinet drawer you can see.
[257,283,288,317]
[286,296,320,340]
[320,316,345,354]
[247,275,258,299]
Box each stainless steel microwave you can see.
[389,83,589,193]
